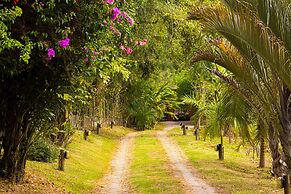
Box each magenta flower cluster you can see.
[136,39,148,46]
[105,0,114,4]
[104,7,134,31]
[47,48,55,60]
[47,37,70,61]
[58,38,70,49]
[111,8,121,21]
[120,45,133,55]
[127,16,134,27]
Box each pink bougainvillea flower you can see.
[120,44,125,51]
[105,0,114,4]
[125,47,133,55]
[103,21,108,25]
[47,48,55,60]
[84,58,89,63]
[139,39,148,46]
[109,25,115,31]
[121,11,127,18]
[127,16,134,26]
[111,8,120,20]
[141,39,148,45]
[114,30,121,36]
[120,45,132,54]
[136,39,148,46]
[58,37,70,48]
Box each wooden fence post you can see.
[58,149,65,171]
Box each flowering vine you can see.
[47,37,70,61]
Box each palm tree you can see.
[184,85,255,161]
[189,0,291,189]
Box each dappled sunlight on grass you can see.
[168,127,281,194]
[27,126,134,193]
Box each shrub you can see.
[27,138,58,163]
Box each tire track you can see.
[156,122,217,194]
[95,132,137,194]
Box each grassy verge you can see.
[153,122,166,131]
[27,126,134,193]
[168,127,281,194]
[129,130,185,194]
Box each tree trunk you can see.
[84,130,89,140]
[219,128,224,160]
[96,125,100,135]
[252,146,255,160]
[227,125,233,144]
[279,86,291,182]
[196,118,200,140]
[268,123,287,177]
[0,142,27,183]
[0,119,30,183]
[282,175,290,194]
[259,136,265,168]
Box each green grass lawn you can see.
[27,126,134,193]
[168,127,281,194]
[153,123,166,131]
[129,130,186,194]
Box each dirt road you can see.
[95,133,136,194]
[157,121,217,194]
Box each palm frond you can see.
[194,4,291,90]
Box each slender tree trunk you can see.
[96,125,100,135]
[80,108,85,129]
[196,118,200,140]
[256,119,266,168]
[259,136,265,168]
[219,128,224,160]
[227,125,233,144]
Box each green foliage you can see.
[27,138,58,163]
[190,0,291,175]
[123,74,179,129]
[0,0,140,181]
[0,6,23,58]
